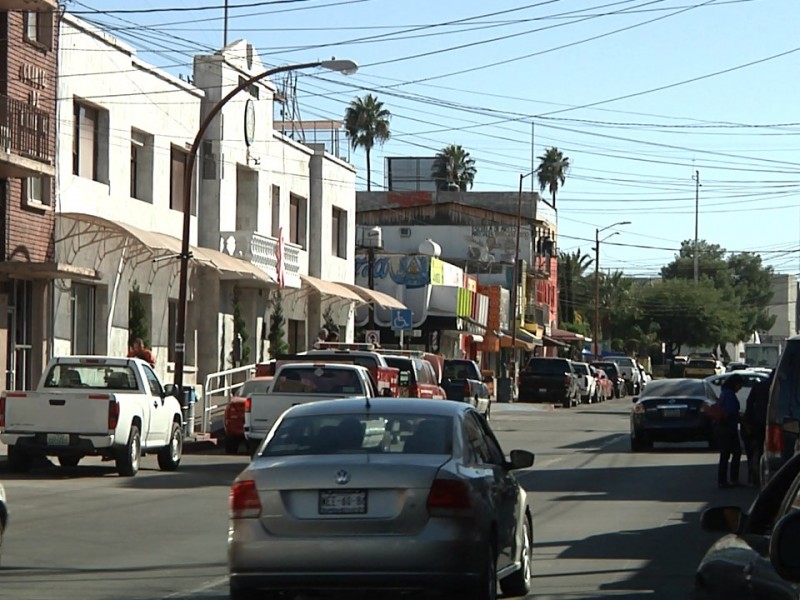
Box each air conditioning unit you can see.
[399,227,412,238]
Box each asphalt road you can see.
[0,396,758,600]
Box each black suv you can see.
[518,357,578,408]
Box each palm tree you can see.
[558,250,593,324]
[536,147,570,208]
[431,144,477,191]
[343,94,391,191]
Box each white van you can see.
[606,356,641,395]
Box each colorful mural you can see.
[354,255,431,289]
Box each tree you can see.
[322,304,337,338]
[267,291,289,358]
[432,144,477,191]
[232,286,251,364]
[557,250,593,324]
[128,281,149,348]
[343,94,391,191]
[535,147,570,209]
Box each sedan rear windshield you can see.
[261,413,453,456]
[641,379,710,398]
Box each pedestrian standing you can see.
[128,338,156,367]
[741,370,773,486]
[715,373,744,488]
[315,328,328,346]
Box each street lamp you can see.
[173,59,359,397]
[593,221,630,359]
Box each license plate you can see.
[539,388,547,393]
[47,433,70,446]
[319,489,367,514]
[662,408,681,418]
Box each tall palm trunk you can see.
[366,148,372,191]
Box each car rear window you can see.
[383,357,417,385]
[43,364,138,390]
[641,379,709,398]
[687,360,716,369]
[525,358,570,374]
[261,413,453,456]
[272,367,363,394]
[572,363,589,375]
[239,379,272,396]
[443,360,476,380]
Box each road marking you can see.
[163,575,228,598]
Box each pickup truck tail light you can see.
[765,423,783,460]
[463,382,471,397]
[230,480,262,518]
[407,384,419,398]
[563,375,571,386]
[427,478,472,515]
[244,397,252,413]
[108,400,120,430]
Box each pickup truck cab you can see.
[0,356,183,476]
[441,359,491,417]
[295,343,400,397]
[519,357,578,408]
[244,363,376,450]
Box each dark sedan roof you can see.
[282,397,468,418]
[640,378,709,398]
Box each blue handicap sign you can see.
[391,308,413,331]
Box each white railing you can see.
[199,363,256,434]
[219,230,302,287]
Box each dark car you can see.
[591,361,626,398]
[695,451,800,599]
[518,357,578,408]
[762,335,800,487]
[440,359,491,417]
[629,378,717,451]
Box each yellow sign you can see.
[430,257,444,285]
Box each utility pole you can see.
[223,0,229,47]
[594,229,600,360]
[693,170,700,284]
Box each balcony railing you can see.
[524,299,547,326]
[0,0,58,9]
[0,95,52,165]
[219,230,302,286]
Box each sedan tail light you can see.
[765,424,783,460]
[427,478,472,515]
[633,403,645,414]
[230,480,262,518]
[108,400,120,430]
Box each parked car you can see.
[592,366,613,402]
[591,361,626,398]
[571,361,598,404]
[726,361,751,372]
[684,356,724,379]
[694,451,800,599]
[518,357,579,408]
[0,482,7,565]
[761,335,800,487]
[224,376,274,454]
[382,355,447,400]
[630,378,717,451]
[705,370,770,413]
[440,359,492,417]
[228,397,535,599]
[606,355,642,395]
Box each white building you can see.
[53,15,374,390]
[765,274,798,342]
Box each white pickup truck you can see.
[0,356,183,476]
[244,362,376,452]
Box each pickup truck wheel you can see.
[157,422,183,471]
[7,444,32,473]
[224,435,242,455]
[116,425,141,477]
[58,456,81,468]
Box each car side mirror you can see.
[631,396,639,403]
[770,511,800,582]
[162,383,177,398]
[700,506,743,534]
[508,449,535,470]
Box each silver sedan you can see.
[228,398,535,600]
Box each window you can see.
[170,146,194,214]
[130,130,153,202]
[287,318,304,353]
[71,283,95,355]
[24,176,50,206]
[331,207,347,258]
[271,185,281,237]
[24,11,53,50]
[73,102,99,180]
[142,365,163,396]
[289,194,307,248]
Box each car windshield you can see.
[43,364,138,390]
[688,360,716,369]
[526,359,569,374]
[271,367,363,394]
[261,413,454,456]
[572,363,589,375]
[238,379,272,396]
[609,357,634,367]
[641,379,708,398]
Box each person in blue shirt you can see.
[716,373,744,488]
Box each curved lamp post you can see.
[593,221,630,359]
[173,59,359,395]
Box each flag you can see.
[276,226,286,289]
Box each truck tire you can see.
[116,425,141,477]
[7,444,32,473]
[157,422,183,471]
[224,435,242,455]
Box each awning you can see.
[0,261,99,281]
[543,335,570,348]
[299,274,364,303]
[338,282,407,309]
[57,212,275,286]
[550,327,586,343]
[500,327,542,350]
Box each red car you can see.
[224,376,273,454]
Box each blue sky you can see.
[65,0,800,278]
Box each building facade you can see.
[764,274,799,343]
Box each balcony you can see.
[219,230,304,288]
[0,0,58,9]
[0,95,54,178]
[524,299,547,327]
